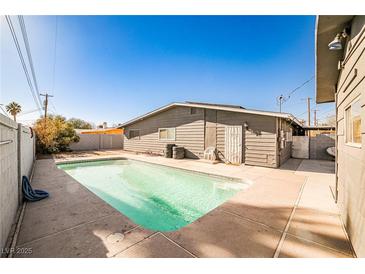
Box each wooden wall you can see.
[335,16,365,257]
[123,106,205,159]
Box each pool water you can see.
[57,159,250,231]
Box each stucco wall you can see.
[0,114,35,252]
[335,16,365,257]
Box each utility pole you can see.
[277,95,286,113]
[313,109,320,126]
[40,93,54,130]
[40,93,54,120]
[307,97,311,126]
[313,109,317,126]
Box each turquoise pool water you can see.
[57,159,249,231]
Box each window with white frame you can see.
[158,128,176,141]
[345,97,362,145]
[129,129,140,140]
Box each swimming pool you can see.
[57,159,250,231]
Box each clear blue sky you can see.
[1,16,334,126]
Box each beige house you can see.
[120,102,303,168]
[316,15,365,257]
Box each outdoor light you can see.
[328,27,351,51]
[328,34,343,50]
[243,122,249,129]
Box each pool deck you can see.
[14,150,354,258]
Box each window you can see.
[190,107,197,115]
[158,128,176,141]
[129,129,140,140]
[345,98,362,145]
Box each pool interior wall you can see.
[57,159,250,231]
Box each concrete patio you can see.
[14,150,354,258]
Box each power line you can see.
[4,15,42,114]
[287,76,315,98]
[276,75,315,111]
[18,107,44,116]
[17,15,42,107]
[51,16,58,95]
[50,101,57,113]
[0,104,10,117]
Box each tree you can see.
[6,101,22,121]
[67,118,93,129]
[319,115,336,127]
[33,115,80,153]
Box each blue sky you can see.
[1,16,334,126]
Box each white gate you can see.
[224,126,242,165]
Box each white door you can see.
[225,126,242,165]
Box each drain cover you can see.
[106,232,125,243]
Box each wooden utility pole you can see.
[307,97,311,126]
[40,93,54,120]
[314,109,317,126]
[313,109,318,126]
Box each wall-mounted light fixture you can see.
[328,27,351,51]
[243,122,249,129]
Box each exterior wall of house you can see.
[123,106,290,168]
[123,106,205,158]
[215,110,278,168]
[335,16,365,257]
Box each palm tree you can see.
[6,101,22,121]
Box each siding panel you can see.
[124,106,205,158]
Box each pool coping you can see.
[56,156,252,232]
[56,156,254,185]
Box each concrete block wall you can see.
[292,135,335,160]
[309,134,335,161]
[69,133,123,151]
[0,114,35,252]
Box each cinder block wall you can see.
[309,135,335,160]
[69,133,124,151]
[0,114,35,252]
[0,115,18,251]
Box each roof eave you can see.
[316,15,354,104]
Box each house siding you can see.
[216,111,278,168]
[123,105,295,168]
[123,106,205,158]
[334,16,365,257]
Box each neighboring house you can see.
[78,128,123,135]
[119,102,303,168]
[316,15,365,257]
[302,125,335,137]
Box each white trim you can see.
[158,127,176,141]
[345,142,362,148]
[344,96,362,145]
